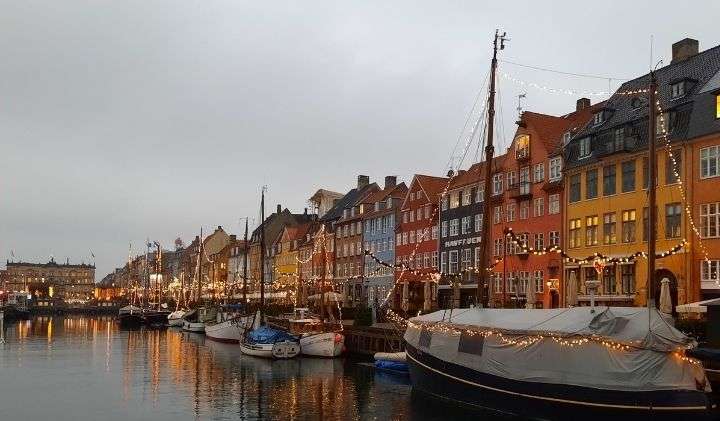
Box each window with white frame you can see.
[702,260,719,284]
[396,233,402,246]
[534,233,544,251]
[549,231,560,246]
[461,248,472,271]
[424,205,431,219]
[441,221,448,238]
[450,219,460,236]
[494,273,503,293]
[461,216,471,234]
[432,251,438,268]
[520,201,529,220]
[534,163,545,182]
[534,197,544,217]
[579,137,591,157]
[549,194,560,214]
[534,270,544,293]
[441,252,447,273]
[450,191,460,208]
[701,146,720,178]
[492,174,503,195]
[493,238,503,256]
[506,203,516,222]
[449,250,459,274]
[476,185,485,203]
[494,206,502,224]
[463,189,471,206]
[409,210,414,223]
[402,232,408,244]
[549,157,562,181]
[701,203,720,238]
[441,195,448,211]
[431,225,438,239]
[409,231,415,243]
[507,170,517,187]
[416,208,422,221]
[474,214,482,232]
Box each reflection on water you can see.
[0,316,498,421]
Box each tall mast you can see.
[320,227,327,321]
[145,240,150,308]
[476,29,508,307]
[260,187,266,312]
[647,71,658,309]
[197,228,203,305]
[242,217,249,304]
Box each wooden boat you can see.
[239,324,300,359]
[281,308,344,357]
[181,308,208,333]
[117,305,143,327]
[205,306,252,343]
[167,309,186,327]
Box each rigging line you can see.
[446,71,491,171]
[499,59,630,81]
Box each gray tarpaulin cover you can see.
[405,307,709,392]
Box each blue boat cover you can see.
[246,326,297,344]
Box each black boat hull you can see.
[117,313,143,328]
[142,311,170,326]
[406,344,716,420]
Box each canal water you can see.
[0,316,515,421]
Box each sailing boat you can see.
[206,218,254,343]
[403,31,715,419]
[118,244,143,327]
[142,241,172,326]
[182,229,209,333]
[283,226,344,357]
[168,272,187,327]
[239,187,300,359]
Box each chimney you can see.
[304,207,308,215]
[217,225,222,231]
[576,98,591,111]
[277,204,282,214]
[672,38,699,64]
[384,175,397,189]
[357,175,370,189]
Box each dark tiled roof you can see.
[323,183,379,223]
[566,45,720,169]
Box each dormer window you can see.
[593,111,605,125]
[631,97,643,110]
[374,202,380,212]
[671,82,685,99]
[562,132,572,145]
[578,137,591,158]
[386,197,393,208]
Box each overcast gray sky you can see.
[2,0,719,280]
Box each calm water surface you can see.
[0,316,509,420]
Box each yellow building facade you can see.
[564,146,691,307]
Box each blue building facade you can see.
[361,177,407,314]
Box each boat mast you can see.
[197,227,203,306]
[320,226,327,322]
[476,29,508,308]
[260,187,266,316]
[155,241,162,310]
[647,71,658,309]
[144,240,150,308]
[243,217,249,305]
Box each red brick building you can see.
[394,174,448,314]
[490,99,601,308]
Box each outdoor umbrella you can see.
[659,278,673,314]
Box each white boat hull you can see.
[182,320,205,333]
[168,310,186,327]
[205,316,251,343]
[239,340,300,359]
[300,332,344,357]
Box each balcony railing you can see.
[507,182,532,200]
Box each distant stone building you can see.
[3,258,95,301]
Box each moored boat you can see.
[117,305,143,327]
[167,310,186,327]
[181,308,208,333]
[205,305,252,343]
[283,310,344,357]
[239,325,301,359]
[142,309,171,326]
[404,306,716,420]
